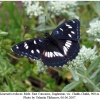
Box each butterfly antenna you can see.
[45,15,47,34]
[24,27,39,33]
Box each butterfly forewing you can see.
[12,38,45,60]
[52,19,80,40]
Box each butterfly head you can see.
[45,33,49,37]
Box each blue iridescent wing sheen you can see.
[12,38,45,60]
[51,19,80,40]
[42,39,80,67]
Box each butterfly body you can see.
[45,33,57,45]
[12,19,80,67]
[45,33,64,55]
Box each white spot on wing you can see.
[31,50,34,54]
[47,52,50,58]
[68,34,72,38]
[65,43,70,48]
[71,20,75,23]
[68,26,72,28]
[67,40,72,43]
[65,23,72,28]
[52,52,55,57]
[65,40,72,49]
[60,28,63,31]
[65,23,69,27]
[54,51,63,57]
[45,52,48,57]
[34,40,36,44]
[36,49,40,53]
[66,41,72,45]
[71,31,75,34]
[16,45,19,49]
[24,42,29,49]
[57,52,63,57]
[54,51,59,56]
[25,45,28,49]
[63,46,68,55]
[24,42,27,47]
[50,52,53,58]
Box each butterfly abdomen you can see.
[45,34,64,54]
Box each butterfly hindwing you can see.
[12,38,45,60]
[52,19,80,40]
[42,39,80,67]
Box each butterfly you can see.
[12,19,80,67]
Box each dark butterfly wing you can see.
[12,38,45,60]
[51,19,80,40]
[42,39,79,67]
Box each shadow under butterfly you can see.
[12,19,80,67]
